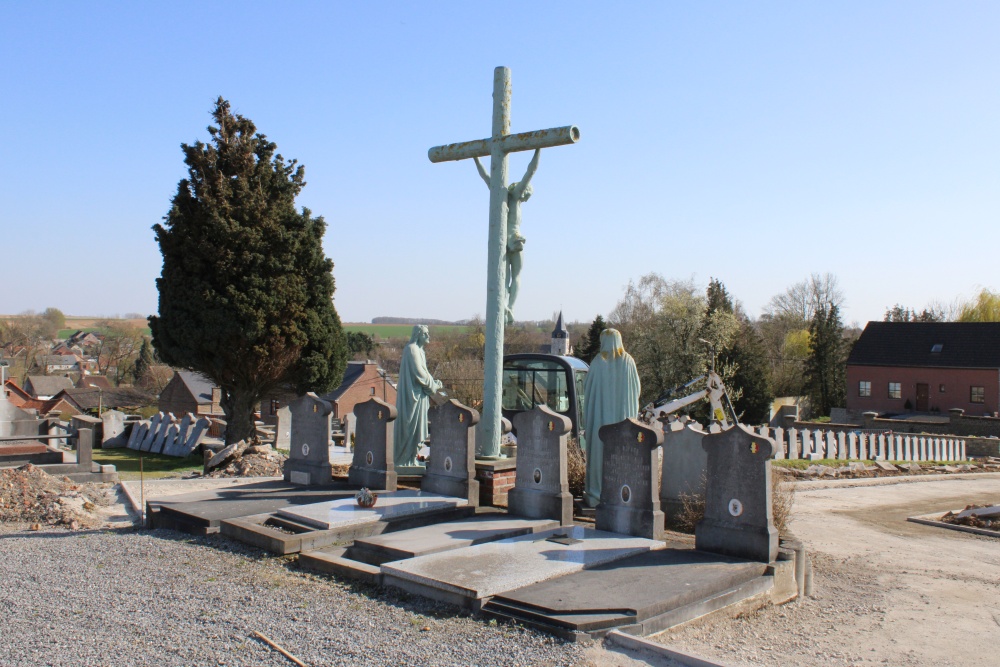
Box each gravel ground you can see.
[0,526,597,667]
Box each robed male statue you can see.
[582,328,641,507]
[394,325,443,467]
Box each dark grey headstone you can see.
[595,418,664,540]
[508,405,573,525]
[348,397,398,492]
[660,418,708,525]
[283,393,333,486]
[696,424,778,563]
[422,399,479,505]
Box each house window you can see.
[370,387,375,395]
[939,384,946,393]
[971,386,985,404]
[270,399,280,415]
[858,381,871,397]
[888,382,901,399]
[930,343,943,353]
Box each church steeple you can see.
[550,311,571,355]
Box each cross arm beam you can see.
[428,125,580,163]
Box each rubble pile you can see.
[206,444,287,478]
[0,464,112,530]
[941,504,1000,532]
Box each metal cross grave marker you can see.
[428,66,580,459]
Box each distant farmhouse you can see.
[158,371,224,418]
[846,322,1000,417]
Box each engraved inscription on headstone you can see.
[348,397,398,492]
[508,405,573,525]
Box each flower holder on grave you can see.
[422,399,479,505]
[695,424,779,563]
[596,419,664,540]
[508,405,574,526]
[348,397,398,492]
[283,393,334,486]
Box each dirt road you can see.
[657,474,1000,667]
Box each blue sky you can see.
[2,2,997,326]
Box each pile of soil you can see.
[940,504,1000,533]
[205,444,287,478]
[0,464,113,530]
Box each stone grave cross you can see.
[428,66,580,459]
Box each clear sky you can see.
[2,2,997,326]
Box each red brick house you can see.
[846,322,1000,417]
[259,361,397,427]
[158,370,224,417]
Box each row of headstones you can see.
[747,426,966,462]
[125,412,210,457]
[295,393,775,563]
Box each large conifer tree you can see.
[804,304,846,417]
[150,98,347,444]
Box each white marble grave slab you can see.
[381,525,665,602]
[275,490,468,531]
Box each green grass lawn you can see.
[343,323,472,339]
[93,448,202,480]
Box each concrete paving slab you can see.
[381,525,666,608]
[276,490,469,531]
[351,514,559,563]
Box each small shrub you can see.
[676,488,706,533]
[566,437,586,499]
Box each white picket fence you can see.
[750,426,966,462]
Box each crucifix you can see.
[429,66,580,459]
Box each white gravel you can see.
[0,526,594,667]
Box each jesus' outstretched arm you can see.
[473,157,491,188]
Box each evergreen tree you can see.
[575,315,605,362]
[149,98,347,444]
[726,321,773,424]
[132,338,154,384]
[804,303,846,417]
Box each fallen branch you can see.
[251,630,308,667]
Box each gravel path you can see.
[0,526,595,667]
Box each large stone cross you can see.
[429,66,580,459]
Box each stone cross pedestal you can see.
[283,393,333,486]
[508,405,573,525]
[596,418,664,540]
[695,424,778,563]
[428,66,580,459]
[348,398,398,492]
[660,417,708,526]
[422,399,479,505]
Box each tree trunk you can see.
[220,388,257,445]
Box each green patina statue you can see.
[394,325,443,467]
[582,329,641,507]
[475,149,540,325]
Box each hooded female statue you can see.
[582,328,641,507]
[394,325,443,467]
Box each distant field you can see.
[58,317,151,338]
[344,323,472,339]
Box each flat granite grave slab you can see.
[349,514,559,564]
[276,490,470,531]
[484,547,771,640]
[380,525,666,610]
[151,480,356,533]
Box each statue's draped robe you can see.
[394,342,437,466]
[582,329,641,507]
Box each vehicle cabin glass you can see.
[502,359,571,413]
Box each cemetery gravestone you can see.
[696,424,778,563]
[274,404,292,450]
[595,418,664,540]
[422,399,479,505]
[101,410,126,448]
[150,413,175,454]
[164,413,192,457]
[507,405,573,525]
[181,416,211,456]
[127,421,148,450]
[139,413,161,451]
[660,417,708,526]
[348,398,398,492]
[283,393,333,486]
